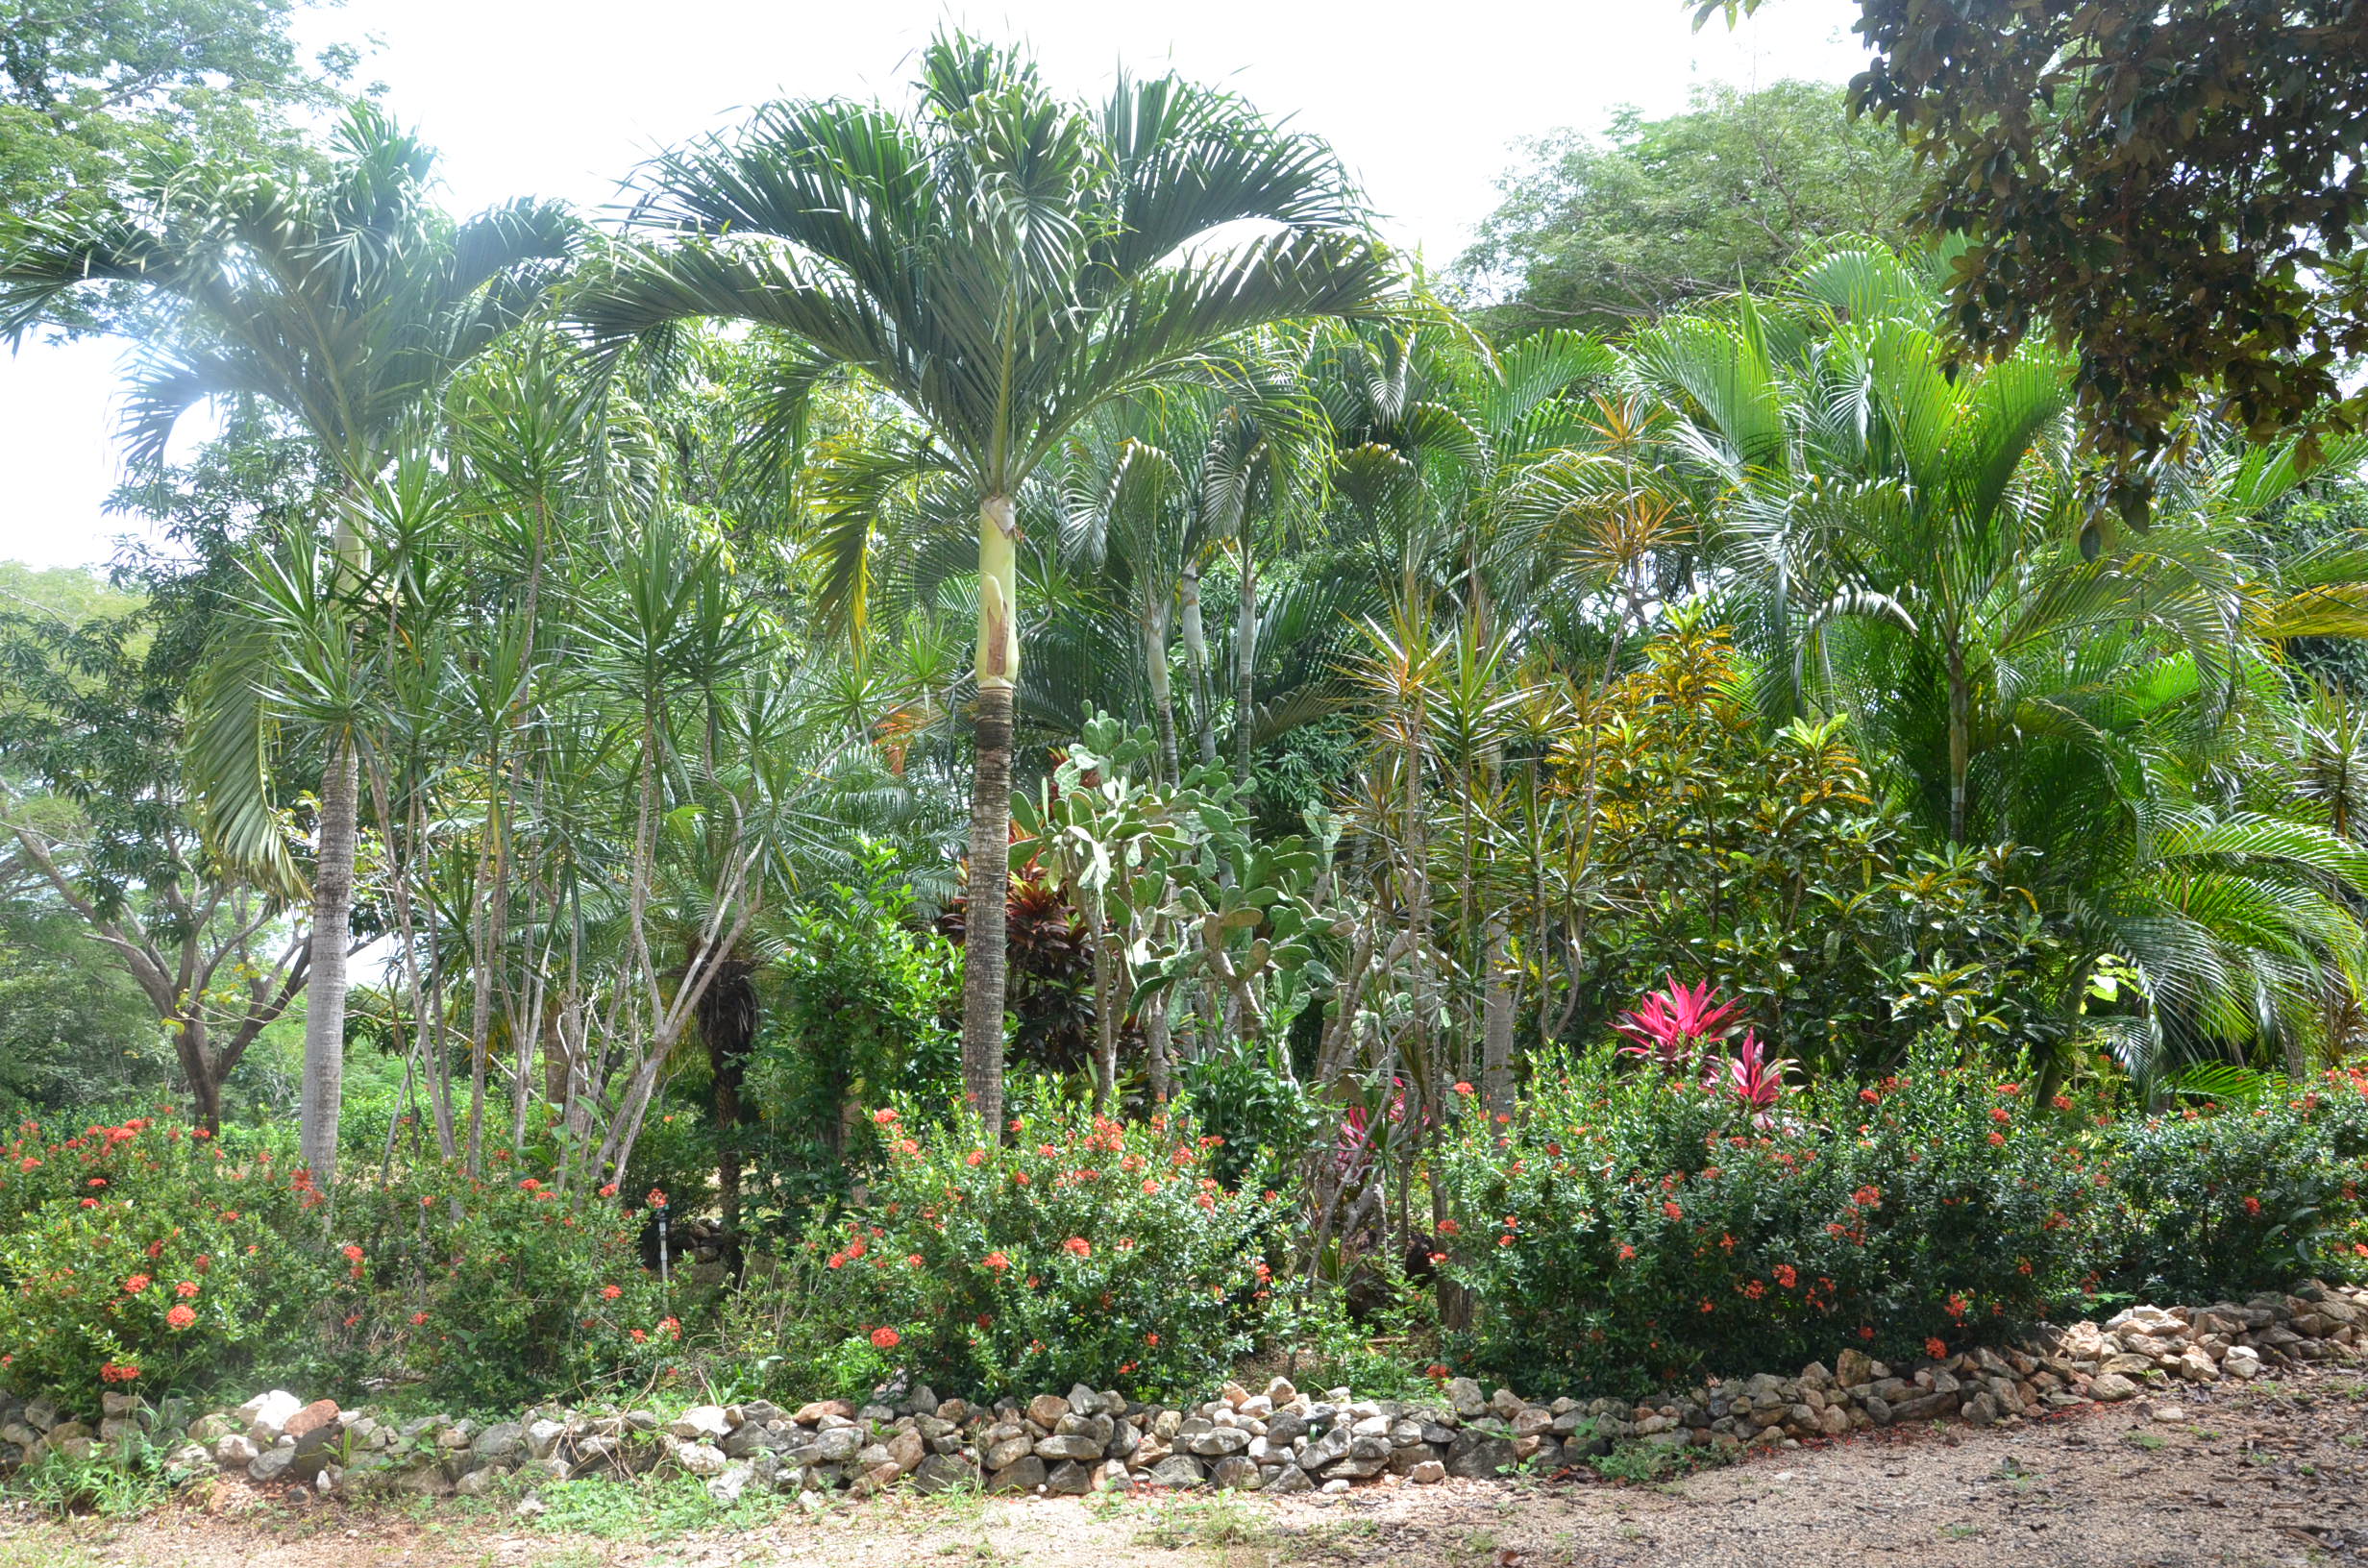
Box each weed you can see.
[2124,1431,2167,1452]
[1136,1492,1265,1549]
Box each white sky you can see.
[0,0,1868,572]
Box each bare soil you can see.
[6,1368,2363,1568]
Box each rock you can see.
[2087,1373,2140,1403]
[812,1427,865,1463]
[242,1391,305,1446]
[984,1433,1034,1469]
[912,1454,978,1494]
[1146,1454,1206,1488]
[284,1399,340,1454]
[527,1419,566,1460]
[1025,1394,1070,1428]
[2222,1346,2263,1380]
[1298,1424,1353,1471]
[1262,1463,1313,1495]
[672,1440,729,1478]
[1210,1456,1261,1490]
[1044,1459,1093,1496]
[1835,1348,1874,1387]
[988,1455,1048,1493]
[1034,1433,1104,1461]
[2176,1347,2221,1382]
[249,1444,299,1483]
[214,1433,259,1468]
[670,1406,731,1441]
[1409,1458,1446,1484]
[1185,1427,1250,1458]
[793,1400,855,1424]
[1444,1378,1489,1418]
[885,1429,926,1474]
[454,1466,503,1498]
[1445,1431,1517,1480]
[471,1423,526,1466]
[706,1462,752,1507]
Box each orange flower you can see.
[1924,1335,1946,1360]
[1063,1237,1091,1258]
[983,1250,1011,1271]
[1453,1082,1474,1096]
[601,1284,623,1300]
[1662,1200,1683,1220]
[410,1311,429,1326]
[871,1326,901,1349]
[122,1273,150,1294]
[2242,1195,2262,1215]
[165,1305,195,1331]
[341,1243,364,1262]
[174,1281,198,1298]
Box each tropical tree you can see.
[0,102,575,1176]
[572,34,1395,1133]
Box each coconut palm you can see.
[0,103,575,1179]
[572,34,1394,1131]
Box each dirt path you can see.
[7,1370,2362,1568]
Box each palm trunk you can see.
[1179,562,1218,767]
[1144,988,1172,1103]
[1481,916,1516,1115]
[299,731,358,1180]
[960,493,1022,1139]
[1946,641,1970,844]
[1233,542,1258,782]
[1146,604,1180,786]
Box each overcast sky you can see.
[0,0,1868,572]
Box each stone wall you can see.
[6,1279,2361,1507]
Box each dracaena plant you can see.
[1613,976,1743,1072]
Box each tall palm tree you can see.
[0,104,575,1177]
[573,35,1394,1131]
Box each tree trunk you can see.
[1146,604,1180,786]
[960,493,1022,1139]
[1946,641,1970,845]
[300,732,359,1180]
[1144,988,1172,1104]
[1233,542,1258,782]
[1481,916,1516,1115]
[1179,562,1218,767]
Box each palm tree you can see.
[573,35,1394,1131]
[0,104,575,1177]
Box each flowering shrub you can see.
[0,1115,333,1409]
[2105,1075,2368,1299]
[1437,1040,2102,1396]
[779,1092,1279,1398]
[330,1161,671,1408]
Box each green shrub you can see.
[776,1090,1276,1400]
[0,1115,331,1411]
[2105,1082,2368,1299]
[1437,1040,2100,1396]
[1177,1041,1321,1188]
[331,1158,674,1408]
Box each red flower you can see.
[1987,1131,2007,1146]
[1662,1200,1683,1219]
[410,1311,429,1326]
[1453,1082,1474,1096]
[1851,1185,1882,1209]
[659,1315,680,1339]
[630,1328,648,1343]
[1772,1263,1798,1289]
[906,1253,925,1267]
[871,1326,901,1349]
[174,1281,198,1298]
[2052,1094,2075,1111]
[983,1251,1011,1272]
[1925,1336,1947,1360]
[1063,1237,1091,1258]
[646,1188,668,1208]
[1438,1219,1461,1237]
[165,1305,195,1331]
[1617,1243,1637,1262]
[2242,1195,2262,1215]
[518,1178,541,1192]
[1145,1333,1159,1347]
[599,1183,619,1198]
[122,1273,150,1294]
[341,1243,364,1263]
[872,1108,900,1125]
[601,1284,622,1300]
[1989,1107,2011,1123]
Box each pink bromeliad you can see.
[1614,976,1743,1071]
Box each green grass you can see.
[1134,1493,1267,1550]
[1589,1437,1734,1485]
[512,1474,788,1541]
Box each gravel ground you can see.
[5,1367,2362,1568]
